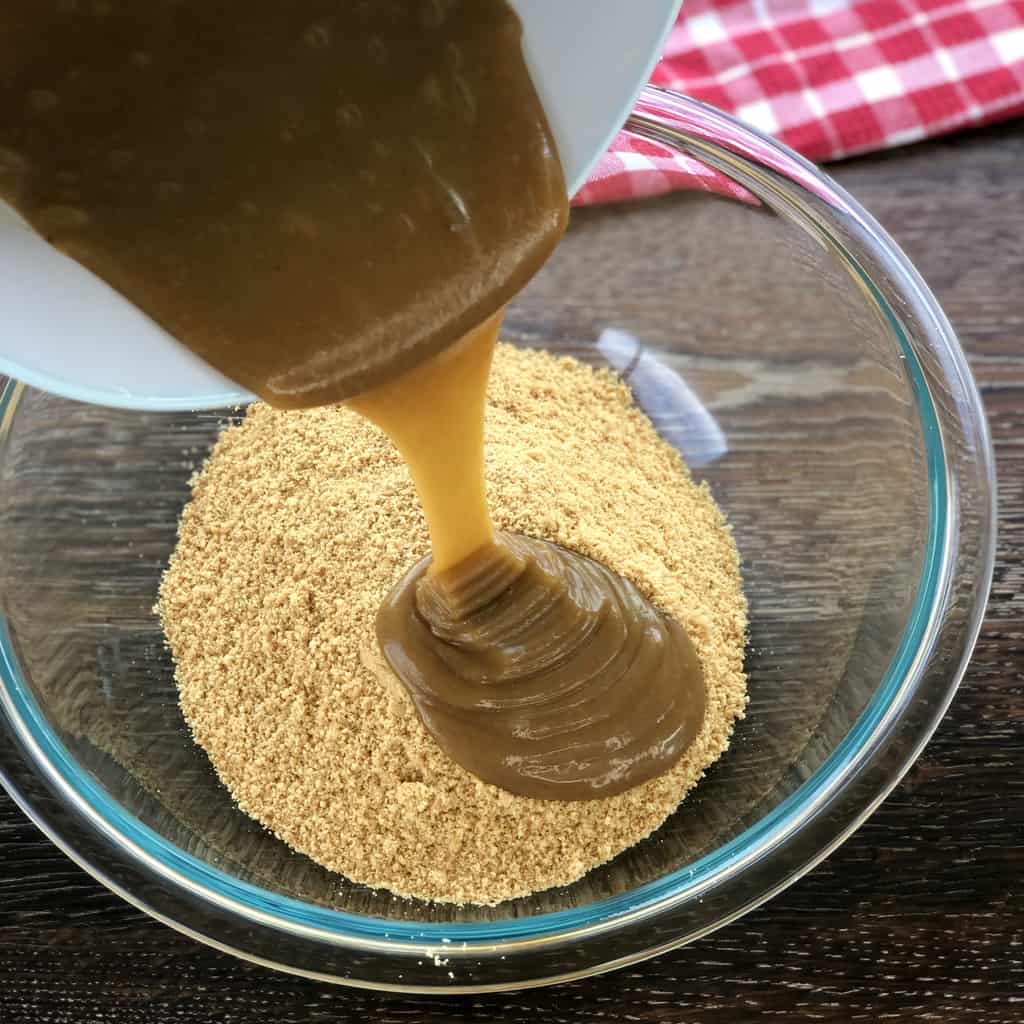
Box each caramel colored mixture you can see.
[347,312,501,572]
[378,531,706,800]
[157,345,748,905]
[0,1,566,403]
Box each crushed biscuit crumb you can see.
[157,344,747,905]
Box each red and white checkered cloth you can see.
[575,0,1024,204]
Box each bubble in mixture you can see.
[422,0,459,31]
[303,23,331,51]
[107,149,135,172]
[30,90,60,113]
[155,181,183,201]
[367,35,389,65]
[336,103,363,130]
[279,208,318,239]
[37,204,90,231]
[419,75,445,112]
[0,147,29,180]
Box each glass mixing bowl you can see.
[0,89,995,992]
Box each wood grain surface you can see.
[1,120,1022,1022]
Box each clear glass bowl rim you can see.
[0,87,996,989]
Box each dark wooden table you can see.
[2,121,1022,1023]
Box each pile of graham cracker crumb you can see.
[157,344,747,906]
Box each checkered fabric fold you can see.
[575,0,1024,204]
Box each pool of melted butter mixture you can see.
[379,533,706,800]
[1,0,706,801]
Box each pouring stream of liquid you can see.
[347,311,501,574]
